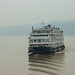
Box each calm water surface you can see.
[0,35,75,75]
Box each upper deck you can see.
[28,25,64,45]
[30,25,63,36]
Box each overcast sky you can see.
[0,0,75,26]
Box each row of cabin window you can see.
[30,44,50,47]
[29,39,50,43]
[32,35,48,37]
[30,43,63,47]
[31,34,63,37]
[30,43,62,46]
[33,30,53,33]
[33,30,62,33]
[31,35,63,39]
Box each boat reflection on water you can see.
[28,53,65,75]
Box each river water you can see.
[0,35,75,75]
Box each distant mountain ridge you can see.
[0,21,75,36]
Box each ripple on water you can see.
[28,53,65,75]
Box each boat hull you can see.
[28,45,65,54]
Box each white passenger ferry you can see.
[28,25,65,54]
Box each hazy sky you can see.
[0,0,75,26]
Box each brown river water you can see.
[0,35,75,75]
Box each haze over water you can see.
[0,35,75,75]
[0,0,75,74]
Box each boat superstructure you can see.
[28,25,65,54]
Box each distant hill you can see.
[0,24,32,36]
[0,21,75,36]
[49,21,75,35]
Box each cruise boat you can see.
[28,25,65,54]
